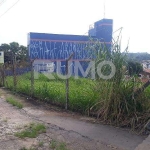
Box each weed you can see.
[20,147,27,150]
[6,97,23,109]
[50,139,57,149]
[38,141,44,147]
[56,142,68,150]
[50,140,68,150]
[89,33,150,132]
[15,123,46,138]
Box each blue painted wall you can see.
[28,18,113,76]
[28,34,92,60]
[28,18,113,60]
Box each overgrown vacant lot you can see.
[5,73,99,113]
[5,72,150,133]
[3,40,150,133]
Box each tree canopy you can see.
[126,52,150,62]
[0,42,27,63]
[127,60,143,76]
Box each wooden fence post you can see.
[31,60,34,97]
[2,64,5,86]
[12,54,17,92]
[65,53,74,110]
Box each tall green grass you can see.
[6,97,23,109]
[89,35,150,132]
[5,73,99,113]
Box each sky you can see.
[0,0,149,53]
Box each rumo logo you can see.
[33,60,116,80]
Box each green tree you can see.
[0,42,27,63]
[127,60,143,76]
[0,43,11,63]
[0,43,10,52]
[17,45,27,61]
[9,42,20,54]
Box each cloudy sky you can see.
[0,0,149,53]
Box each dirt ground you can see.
[0,88,147,150]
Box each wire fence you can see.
[0,61,31,92]
[0,55,96,113]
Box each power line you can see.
[0,0,20,19]
[0,0,6,6]
[0,0,5,5]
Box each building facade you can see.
[28,18,113,75]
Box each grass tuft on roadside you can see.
[15,123,46,138]
[6,97,23,109]
[50,139,68,150]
